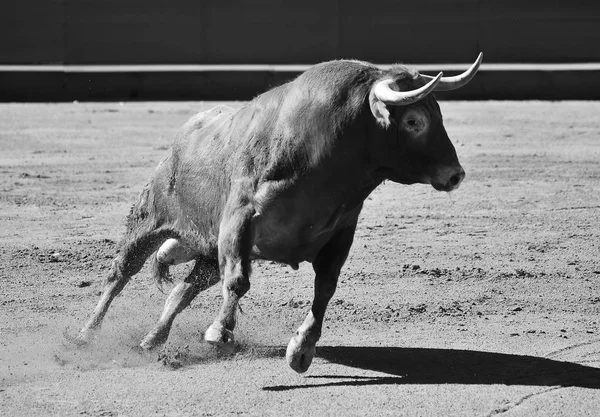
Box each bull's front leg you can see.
[205,187,255,346]
[286,223,357,373]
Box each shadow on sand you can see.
[264,346,600,391]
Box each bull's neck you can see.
[308,157,383,214]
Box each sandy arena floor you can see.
[1,101,599,416]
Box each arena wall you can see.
[2,1,599,100]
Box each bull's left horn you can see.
[421,52,483,91]
[373,72,443,106]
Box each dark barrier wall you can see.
[3,0,600,65]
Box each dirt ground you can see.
[1,101,599,416]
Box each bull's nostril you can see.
[449,173,461,186]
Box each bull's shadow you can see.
[264,346,600,391]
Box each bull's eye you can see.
[401,109,428,135]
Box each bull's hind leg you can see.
[205,189,255,345]
[78,227,176,343]
[140,257,220,349]
[286,223,357,373]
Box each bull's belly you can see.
[159,233,331,269]
[159,217,350,270]
[249,198,359,268]
[250,211,353,268]
[251,231,332,268]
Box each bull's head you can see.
[368,53,482,192]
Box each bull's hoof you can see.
[204,323,235,346]
[139,329,169,350]
[286,335,316,374]
[65,328,94,347]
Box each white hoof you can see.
[204,323,235,345]
[286,335,316,374]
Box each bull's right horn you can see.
[421,52,483,91]
[373,72,443,106]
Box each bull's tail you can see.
[150,237,202,291]
[150,251,174,292]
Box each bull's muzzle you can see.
[432,166,465,192]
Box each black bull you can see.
[78,54,482,373]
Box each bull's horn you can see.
[373,72,443,106]
[421,52,483,91]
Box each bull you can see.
[78,53,482,373]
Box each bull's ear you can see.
[369,91,392,128]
